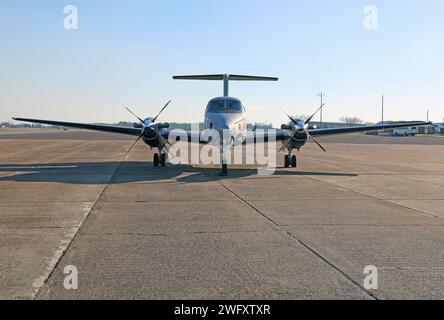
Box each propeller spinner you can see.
[281,104,326,152]
[123,100,172,153]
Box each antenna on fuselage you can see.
[173,74,278,97]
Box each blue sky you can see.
[1,0,443,126]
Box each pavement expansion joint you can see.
[302,174,444,222]
[0,227,77,230]
[207,175,378,300]
[32,150,131,300]
[289,233,379,300]
[78,230,271,237]
[278,223,444,227]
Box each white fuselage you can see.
[203,97,247,147]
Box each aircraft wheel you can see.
[291,155,297,168]
[219,164,229,176]
[160,153,167,167]
[153,153,159,167]
[284,155,290,168]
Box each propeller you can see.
[123,105,144,124]
[305,130,326,152]
[126,132,144,153]
[281,104,327,153]
[152,100,172,123]
[123,100,172,153]
[305,103,325,124]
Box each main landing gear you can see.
[153,152,167,167]
[284,154,297,168]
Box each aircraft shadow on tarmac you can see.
[0,162,358,185]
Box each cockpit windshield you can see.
[207,99,243,113]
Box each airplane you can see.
[13,74,431,176]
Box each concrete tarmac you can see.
[0,129,443,300]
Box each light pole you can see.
[381,93,384,125]
[426,109,429,134]
[316,92,325,128]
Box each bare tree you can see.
[340,116,364,125]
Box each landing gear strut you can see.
[219,148,229,176]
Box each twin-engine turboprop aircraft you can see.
[14,74,431,175]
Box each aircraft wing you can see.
[161,130,213,144]
[308,121,432,137]
[244,121,431,143]
[245,129,287,143]
[12,118,142,136]
[13,118,432,142]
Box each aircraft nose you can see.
[214,121,230,130]
[213,121,230,142]
[208,116,231,131]
[206,115,237,146]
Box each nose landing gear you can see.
[218,148,229,176]
[219,164,229,176]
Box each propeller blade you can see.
[305,130,326,152]
[305,103,325,124]
[127,132,144,153]
[311,136,326,152]
[280,107,298,126]
[279,131,297,152]
[279,140,289,152]
[123,105,144,124]
[152,100,172,123]
[287,114,299,126]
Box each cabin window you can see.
[227,100,243,112]
[207,99,243,113]
[207,100,226,112]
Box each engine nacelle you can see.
[281,124,293,130]
[157,122,170,129]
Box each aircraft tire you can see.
[160,153,166,167]
[284,155,290,168]
[291,155,297,168]
[153,153,159,167]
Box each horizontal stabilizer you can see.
[229,75,278,81]
[173,74,278,81]
[173,74,278,96]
